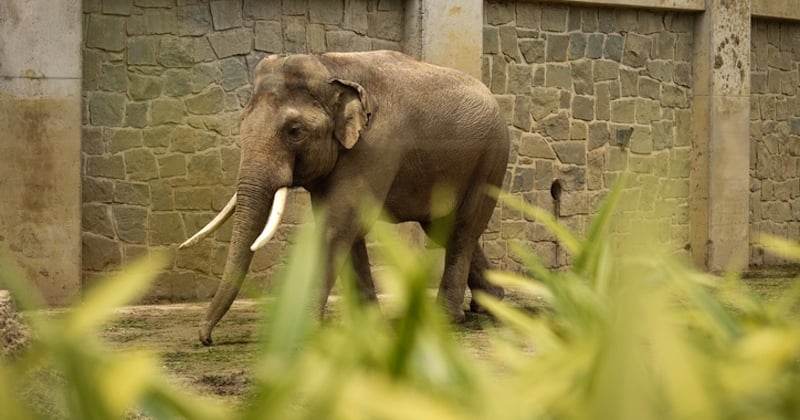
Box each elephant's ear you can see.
[330,78,370,150]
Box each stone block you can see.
[512,167,535,193]
[541,5,567,32]
[186,86,225,115]
[343,0,369,34]
[83,203,114,237]
[604,34,624,62]
[187,153,223,185]
[500,26,522,62]
[652,120,674,151]
[90,92,126,126]
[368,11,402,41]
[129,73,163,100]
[158,37,195,68]
[144,9,178,34]
[307,24,326,53]
[572,95,594,121]
[545,64,571,89]
[255,21,283,53]
[490,55,508,94]
[124,149,159,180]
[309,0,342,25]
[646,61,673,83]
[281,17,307,53]
[569,33,586,60]
[540,111,570,141]
[553,142,586,165]
[483,26,500,55]
[494,95,515,124]
[243,0,280,20]
[661,85,688,108]
[87,14,126,51]
[519,133,555,159]
[151,98,186,125]
[606,147,628,171]
[158,154,187,178]
[508,65,532,94]
[586,34,604,59]
[210,0,243,30]
[638,77,661,100]
[149,180,174,211]
[512,95,532,130]
[149,212,185,245]
[519,39,544,64]
[571,61,593,95]
[83,233,123,271]
[87,155,126,179]
[99,64,128,92]
[194,38,218,63]
[113,206,147,244]
[163,69,193,97]
[517,3,541,29]
[611,99,635,123]
[623,33,651,68]
[84,177,115,203]
[127,38,158,67]
[636,99,661,124]
[177,4,212,36]
[530,87,560,121]
[107,129,143,153]
[629,126,653,154]
[594,59,620,82]
[83,127,104,155]
[208,27,253,58]
[588,122,610,150]
[115,181,150,205]
[192,63,222,93]
[545,34,569,62]
[175,188,214,210]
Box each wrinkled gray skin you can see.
[198,51,509,345]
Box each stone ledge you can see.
[752,0,800,21]
[516,0,704,12]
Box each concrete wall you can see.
[0,0,82,304]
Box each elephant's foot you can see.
[469,285,505,314]
[437,296,467,323]
[199,321,214,346]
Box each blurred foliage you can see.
[1,177,799,419]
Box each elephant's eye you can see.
[284,123,307,143]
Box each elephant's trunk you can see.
[199,152,293,346]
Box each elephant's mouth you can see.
[180,187,289,251]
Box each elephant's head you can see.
[180,54,371,345]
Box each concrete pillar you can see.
[690,0,751,272]
[0,1,83,304]
[404,0,483,79]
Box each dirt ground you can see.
[98,272,797,400]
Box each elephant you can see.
[180,50,510,346]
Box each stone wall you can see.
[749,19,800,266]
[80,0,405,301]
[480,2,694,270]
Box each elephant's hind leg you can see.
[351,237,379,303]
[467,247,504,313]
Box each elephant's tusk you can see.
[250,187,288,251]
[179,193,237,249]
